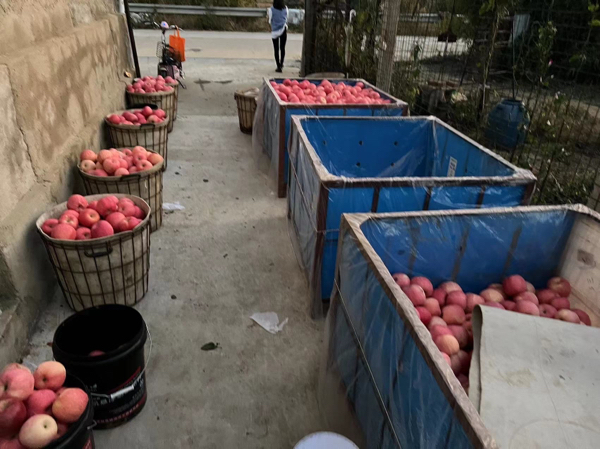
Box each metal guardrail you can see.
[129,3,268,18]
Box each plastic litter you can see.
[163,201,185,211]
[250,312,288,334]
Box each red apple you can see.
[18,414,57,448]
[33,362,65,392]
[434,334,460,356]
[75,228,91,240]
[87,201,98,211]
[114,168,129,176]
[0,399,27,438]
[423,298,441,317]
[25,390,56,418]
[79,160,96,173]
[58,214,78,229]
[539,304,557,318]
[107,114,121,125]
[133,206,145,220]
[91,221,114,239]
[401,285,426,307]
[446,291,467,310]
[0,366,30,377]
[0,370,34,401]
[515,300,539,316]
[141,106,153,117]
[52,389,88,424]
[79,150,97,162]
[550,297,570,310]
[514,291,539,305]
[97,150,113,163]
[547,276,571,297]
[41,219,59,236]
[480,288,504,303]
[465,293,485,312]
[482,301,505,310]
[103,158,121,175]
[411,277,433,296]
[442,305,465,325]
[96,197,118,218]
[0,435,27,448]
[448,325,468,348]
[526,282,535,293]
[430,325,452,340]
[556,309,580,324]
[90,169,108,177]
[415,307,432,326]
[136,160,153,171]
[50,224,76,240]
[503,275,527,297]
[501,300,517,311]
[536,289,558,304]
[78,209,100,228]
[106,212,127,230]
[427,316,447,331]
[439,282,462,294]
[154,109,166,119]
[66,195,88,212]
[147,153,163,166]
[572,309,591,326]
[431,288,447,307]
[117,202,136,217]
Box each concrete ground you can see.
[24,32,326,448]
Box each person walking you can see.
[268,0,288,72]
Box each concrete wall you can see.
[0,0,131,366]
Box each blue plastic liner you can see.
[287,115,537,317]
[319,205,600,448]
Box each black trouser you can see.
[272,29,287,69]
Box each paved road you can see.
[134,29,303,61]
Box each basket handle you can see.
[121,172,143,180]
[139,123,157,129]
[84,246,113,258]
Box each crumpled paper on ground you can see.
[250,312,288,334]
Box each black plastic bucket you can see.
[52,305,148,429]
[46,374,95,449]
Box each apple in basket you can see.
[80,146,162,178]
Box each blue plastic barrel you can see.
[485,99,530,149]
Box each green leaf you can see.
[591,19,600,27]
[201,342,220,351]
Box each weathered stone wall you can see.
[0,0,131,366]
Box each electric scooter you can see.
[154,21,186,88]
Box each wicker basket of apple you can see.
[393,273,593,393]
[0,361,94,449]
[78,147,164,232]
[105,107,169,167]
[126,75,176,132]
[36,194,151,312]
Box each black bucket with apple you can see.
[46,374,95,449]
[52,305,149,429]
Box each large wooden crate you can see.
[255,77,408,197]
[288,116,537,317]
[321,205,600,448]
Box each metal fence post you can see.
[376,0,401,92]
[301,0,317,76]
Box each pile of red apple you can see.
[393,273,592,393]
[106,106,167,126]
[270,79,393,105]
[79,146,163,177]
[41,194,146,241]
[126,75,176,94]
[0,361,88,448]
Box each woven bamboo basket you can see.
[105,110,169,168]
[78,149,164,232]
[126,89,176,133]
[234,88,259,134]
[36,194,151,312]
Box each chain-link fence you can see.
[303,0,600,205]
